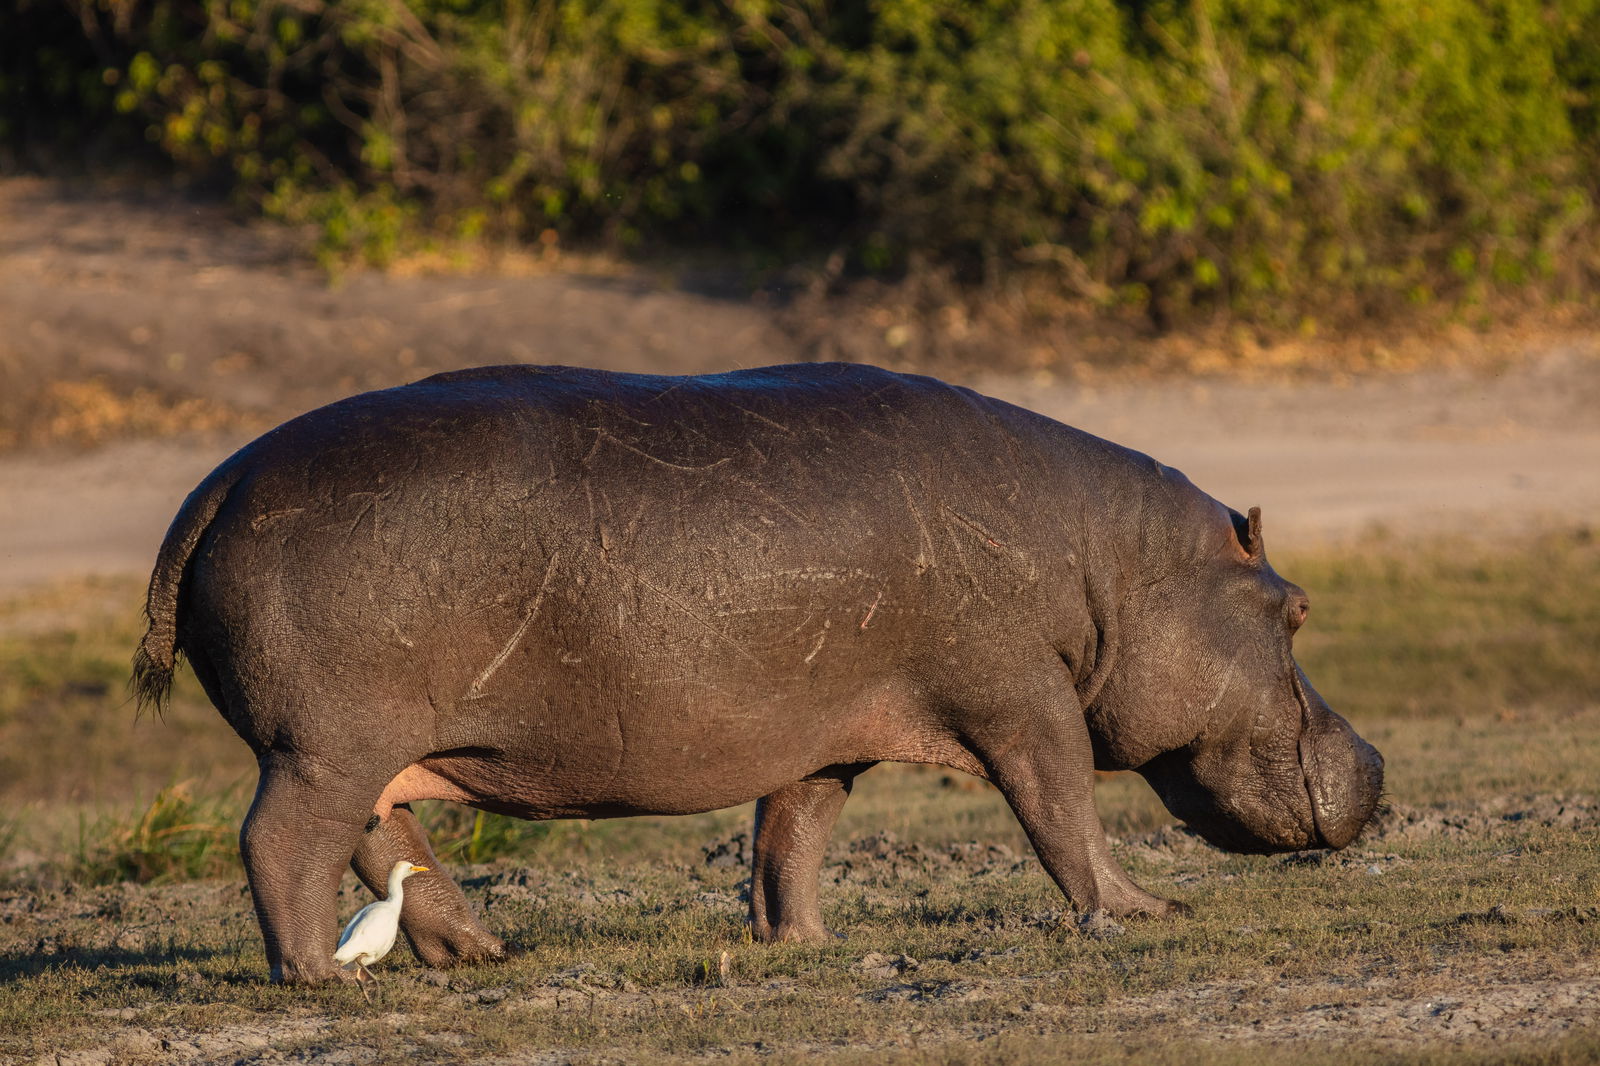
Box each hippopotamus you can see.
[134,363,1383,983]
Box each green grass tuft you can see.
[70,780,243,885]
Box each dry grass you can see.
[0,378,245,452]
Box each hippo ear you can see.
[1232,506,1264,558]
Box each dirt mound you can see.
[1365,794,1600,842]
[0,179,799,454]
[1112,967,1600,1044]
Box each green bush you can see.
[6,0,1599,321]
[0,0,145,168]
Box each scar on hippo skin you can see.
[134,362,1384,982]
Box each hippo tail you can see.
[133,463,244,717]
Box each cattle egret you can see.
[334,860,428,996]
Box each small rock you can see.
[848,831,920,862]
[1454,904,1518,926]
[302,1049,375,1066]
[488,883,534,899]
[550,963,597,985]
[861,979,983,1005]
[518,988,561,1010]
[91,1007,142,1021]
[115,1030,162,1055]
[860,982,922,1004]
[1279,851,1327,868]
[858,952,919,979]
[1076,909,1126,940]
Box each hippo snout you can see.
[1302,712,1385,850]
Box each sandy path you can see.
[0,438,238,594]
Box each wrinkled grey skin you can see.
[135,363,1383,983]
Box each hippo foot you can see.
[406,923,507,969]
[1080,877,1193,919]
[1109,896,1191,919]
[750,920,839,944]
[272,959,358,986]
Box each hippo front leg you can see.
[351,804,506,968]
[974,701,1186,918]
[749,764,872,942]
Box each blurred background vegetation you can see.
[3,0,1598,327]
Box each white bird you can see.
[334,860,429,996]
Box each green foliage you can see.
[0,0,137,167]
[414,802,554,864]
[71,780,242,884]
[7,0,1600,320]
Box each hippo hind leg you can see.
[749,763,873,943]
[240,750,378,984]
[351,804,506,968]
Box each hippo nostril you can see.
[1288,597,1309,630]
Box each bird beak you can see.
[412,865,430,873]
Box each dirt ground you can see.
[4,791,1598,1065]
[1,177,1599,594]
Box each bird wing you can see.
[334,901,381,961]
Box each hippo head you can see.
[1085,491,1384,854]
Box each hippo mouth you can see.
[1294,668,1384,850]
[1134,665,1384,855]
